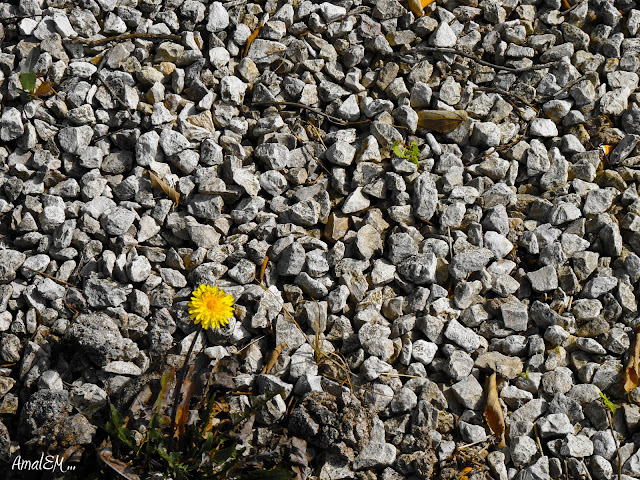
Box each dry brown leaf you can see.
[417,109,468,133]
[175,364,196,444]
[407,0,436,17]
[262,342,286,374]
[97,439,141,480]
[602,144,613,155]
[623,331,640,397]
[243,24,262,58]
[484,372,506,448]
[146,170,180,205]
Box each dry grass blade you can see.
[484,372,506,448]
[417,109,468,133]
[146,170,180,205]
[262,342,287,374]
[623,330,640,399]
[259,254,269,284]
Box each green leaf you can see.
[408,141,420,165]
[212,446,237,464]
[391,141,405,158]
[599,392,616,414]
[241,469,294,480]
[19,72,36,94]
[24,47,40,73]
[106,403,136,448]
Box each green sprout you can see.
[599,392,616,414]
[392,140,421,167]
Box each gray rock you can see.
[0,107,24,141]
[361,356,393,381]
[398,253,437,284]
[590,455,613,480]
[84,277,132,308]
[101,207,136,235]
[411,339,438,365]
[66,313,139,364]
[445,319,481,352]
[501,298,528,331]
[451,374,484,410]
[387,233,419,264]
[444,350,474,381]
[255,143,289,171]
[516,456,549,480]
[529,118,559,137]
[40,195,66,231]
[600,88,631,116]
[429,21,457,48]
[342,187,370,213]
[206,1,229,32]
[413,172,438,222]
[484,231,514,259]
[58,125,93,155]
[459,421,488,443]
[510,436,539,467]
[527,266,558,292]
[0,250,27,284]
[560,435,593,458]
[326,141,356,166]
[353,440,396,470]
[610,134,639,165]
[583,276,617,299]
[277,243,306,276]
[159,129,190,156]
[537,413,573,438]
[473,122,502,147]
[390,387,418,413]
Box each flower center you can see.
[204,295,218,311]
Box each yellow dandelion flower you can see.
[188,284,235,330]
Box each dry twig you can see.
[73,33,181,46]
[254,101,372,126]
[398,45,556,73]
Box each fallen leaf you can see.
[602,144,613,155]
[484,372,506,448]
[146,170,180,205]
[623,330,640,398]
[97,439,141,480]
[34,81,54,97]
[407,0,436,17]
[562,0,572,9]
[243,24,263,58]
[262,342,286,374]
[417,109,468,133]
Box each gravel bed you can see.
[1,0,640,479]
